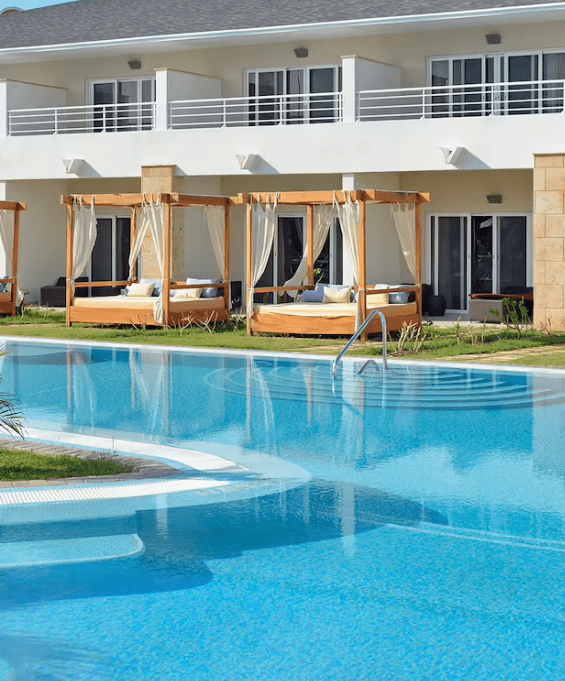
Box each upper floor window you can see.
[247,66,341,125]
[429,51,565,117]
[90,77,155,132]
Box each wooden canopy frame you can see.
[62,192,237,327]
[241,189,430,338]
[0,201,26,317]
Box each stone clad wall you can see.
[534,154,565,332]
[140,165,184,281]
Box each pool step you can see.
[0,533,144,568]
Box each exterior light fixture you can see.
[487,194,502,204]
[485,33,501,45]
[128,59,141,70]
[293,47,308,59]
[440,146,464,165]
[62,158,84,175]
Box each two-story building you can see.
[0,0,564,328]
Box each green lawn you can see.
[0,309,564,368]
[0,448,131,481]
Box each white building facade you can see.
[0,0,564,326]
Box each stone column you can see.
[533,154,565,332]
[140,165,185,280]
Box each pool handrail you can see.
[332,308,388,377]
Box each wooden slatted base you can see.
[68,305,229,327]
[250,311,421,336]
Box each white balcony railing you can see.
[357,79,565,121]
[169,92,343,129]
[8,101,156,136]
[7,79,564,136]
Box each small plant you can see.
[391,322,427,355]
[489,298,531,337]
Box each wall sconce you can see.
[293,47,308,59]
[440,146,464,165]
[487,194,502,204]
[128,59,141,70]
[62,158,84,175]
[485,33,501,45]
[236,153,260,171]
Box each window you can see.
[429,51,565,116]
[247,66,341,125]
[90,78,155,132]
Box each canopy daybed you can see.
[242,189,429,338]
[0,201,26,317]
[62,192,235,327]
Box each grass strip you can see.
[0,449,132,481]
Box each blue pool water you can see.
[1,339,565,680]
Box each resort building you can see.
[0,0,563,328]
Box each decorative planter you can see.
[428,294,446,317]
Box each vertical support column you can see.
[163,200,172,326]
[224,203,231,315]
[154,69,169,131]
[66,201,74,327]
[533,153,565,331]
[0,81,8,138]
[246,199,253,336]
[359,198,368,341]
[11,208,20,316]
[415,199,423,325]
[307,204,314,286]
[130,206,137,282]
[340,56,357,124]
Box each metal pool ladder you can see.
[332,308,388,377]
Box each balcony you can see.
[356,79,565,120]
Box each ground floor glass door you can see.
[254,216,343,303]
[431,214,528,313]
[91,216,131,296]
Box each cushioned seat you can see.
[40,277,88,307]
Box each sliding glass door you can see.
[91,78,155,131]
[431,214,529,312]
[90,217,131,296]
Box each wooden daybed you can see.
[0,201,26,317]
[242,189,429,338]
[63,192,235,327]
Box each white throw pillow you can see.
[367,285,390,305]
[323,286,352,304]
[175,288,202,299]
[127,282,154,297]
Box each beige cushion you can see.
[367,285,389,305]
[175,287,202,299]
[127,282,154,297]
[323,286,352,304]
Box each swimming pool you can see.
[1,338,565,680]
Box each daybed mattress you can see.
[72,295,224,310]
[253,301,417,317]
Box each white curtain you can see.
[134,198,166,323]
[0,210,12,277]
[247,195,278,325]
[335,193,362,330]
[391,203,417,282]
[72,198,97,291]
[205,205,225,277]
[283,205,335,299]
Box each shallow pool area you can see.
[1,338,565,680]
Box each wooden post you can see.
[415,200,423,324]
[246,199,253,336]
[130,206,137,282]
[359,198,368,341]
[224,204,231,313]
[11,208,20,317]
[307,204,315,286]
[66,201,74,327]
[163,199,172,326]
